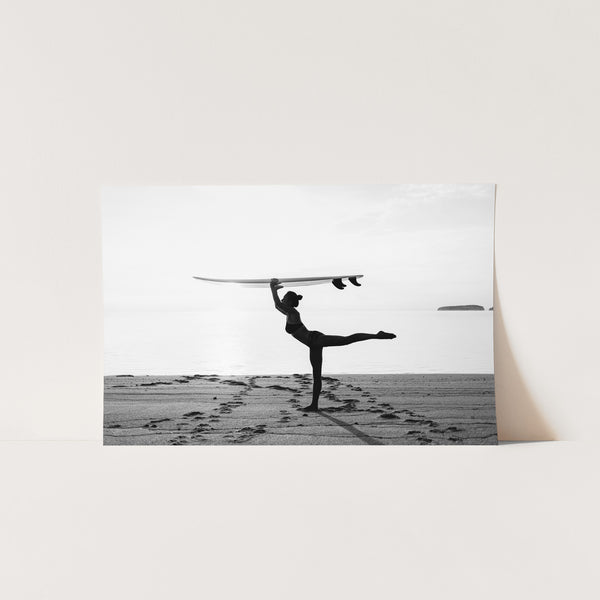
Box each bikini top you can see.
[285,321,303,334]
[285,308,304,334]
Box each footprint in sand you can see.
[416,437,433,444]
[143,418,171,429]
[216,399,246,416]
[268,384,299,393]
[322,400,359,413]
[169,435,190,445]
[221,379,248,387]
[232,424,267,443]
[191,423,213,434]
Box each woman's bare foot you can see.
[302,404,319,412]
[377,331,396,339]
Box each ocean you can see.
[104,308,493,375]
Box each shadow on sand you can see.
[318,411,384,445]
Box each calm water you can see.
[104,309,493,375]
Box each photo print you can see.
[103,185,496,445]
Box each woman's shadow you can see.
[317,411,385,445]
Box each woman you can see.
[270,278,396,411]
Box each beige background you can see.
[1,1,598,598]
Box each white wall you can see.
[2,4,600,600]
[1,1,598,441]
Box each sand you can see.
[104,373,496,445]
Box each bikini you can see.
[286,317,324,349]
[285,321,303,334]
[285,310,322,346]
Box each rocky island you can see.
[437,305,485,311]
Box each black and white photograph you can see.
[103,185,496,445]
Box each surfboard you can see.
[193,275,364,289]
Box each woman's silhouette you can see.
[270,278,396,411]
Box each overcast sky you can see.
[102,185,495,313]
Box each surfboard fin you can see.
[332,278,346,289]
[348,276,361,287]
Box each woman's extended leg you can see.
[320,331,396,347]
[304,346,323,411]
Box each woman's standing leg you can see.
[304,345,323,411]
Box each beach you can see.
[104,373,496,445]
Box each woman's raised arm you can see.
[270,278,288,314]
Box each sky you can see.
[102,185,495,314]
